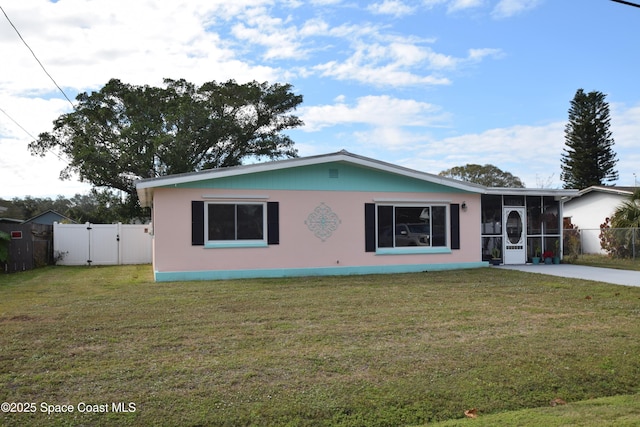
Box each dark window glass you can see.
[237,205,263,240]
[504,195,524,206]
[526,196,542,235]
[208,204,264,241]
[506,210,523,244]
[377,205,447,248]
[481,195,502,235]
[208,204,235,240]
[394,207,430,247]
[482,236,502,261]
[543,196,560,234]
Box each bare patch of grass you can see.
[0,266,639,426]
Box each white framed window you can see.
[377,204,449,249]
[205,202,266,246]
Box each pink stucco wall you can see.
[151,188,482,275]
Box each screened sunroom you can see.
[481,191,573,265]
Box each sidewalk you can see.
[497,264,640,287]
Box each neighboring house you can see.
[136,150,577,281]
[563,186,635,254]
[24,210,76,225]
[0,218,23,224]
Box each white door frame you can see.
[503,207,526,264]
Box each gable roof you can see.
[0,218,23,224]
[136,150,487,207]
[573,185,636,198]
[135,150,579,207]
[23,210,76,224]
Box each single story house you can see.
[563,186,636,254]
[136,150,578,281]
[0,218,23,224]
[24,210,76,225]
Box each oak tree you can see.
[29,78,304,216]
[439,164,525,187]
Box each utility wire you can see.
[611,0,640,8]
[0,106,37,140]
[0,106,65,161]
[0,5,75,109]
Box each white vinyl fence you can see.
[53,222,152,265]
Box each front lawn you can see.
[1,266,639,426]
[569,253,640,271]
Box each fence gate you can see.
[53,223,152,266]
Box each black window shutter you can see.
[191,201,205,246]
[364,203,376,252]
[267,202,279,245]
[450,204,460,250]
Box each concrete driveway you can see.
[497,264,640,287]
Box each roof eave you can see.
[576,185,635,197]
[134,150,486,207]
[484,187,580,199]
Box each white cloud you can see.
[399,105,640,189]
[0,94,91,198]
[421,0,542,16]
[312,38,450,86]
[230,6,316,60]
[400,122,566,187]
[314,60,451,87]
[0,0,282,97]
[312,40,502,86]
[0,135,92,198]
[301,95,449,132]
[368,1,417,17]
[609,102,640,185]
[492,0,543,19]
[468,48,504,61]
[2,0,600,200]
[447,0,484,12]
[611,103,640,149]
[354,127,433,151]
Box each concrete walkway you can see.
[497,264,640,287]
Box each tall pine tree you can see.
[561,89,618,189]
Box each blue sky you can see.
[1,0,639,198]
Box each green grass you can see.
[569,254,640,271]
[1,266,639,426]
[430,393,640,426]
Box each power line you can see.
[0,5,75,109]
[0,106,65,161]
[611,0,640,8]
[0,106,37,140]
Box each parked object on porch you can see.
[553,240,561,264]
[490,247,501,265]
[532,246,541,264]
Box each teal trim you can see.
[170,162,472,194]
[154,262,489,282]
[376,247,452,255]
[204,241,268,249]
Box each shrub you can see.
[599,217,638,259]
